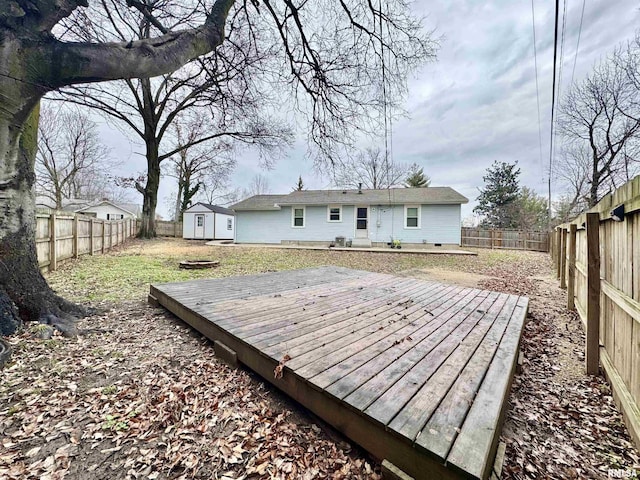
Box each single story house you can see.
[73,200,140,220]
[183,202,235,240]
[230,187,469,248]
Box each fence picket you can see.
[460,227,549,252]
[557,175,640,447]
[36,213,135,272]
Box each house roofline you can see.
[75,200,136,216]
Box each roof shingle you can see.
[230,187,468,211]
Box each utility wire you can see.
[557,0,568,108]
[378,0,395,240]
[530,0,545,183]
[549,0,560,217]
[570,0,587,86]
[550,0,568,206]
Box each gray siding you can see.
[235,203,461,245]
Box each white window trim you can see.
[404,204,421,229]
[291,206,306,228]
[227,218,233,230]
[327,205,342,222]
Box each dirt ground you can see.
[1,239,638,479]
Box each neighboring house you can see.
[231,187,469,248]
[72,200,139,220]
[36,197,141,220]
[36,196,90,211]
[182,202,235,240]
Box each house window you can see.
[405,205,421,228]
[292,206,305,228]
[196,216,204,227]
[107,213,124,220]
[327,205,342,222]
[227,218,233,230]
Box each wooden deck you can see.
[150,267,528,480]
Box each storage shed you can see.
[182,203,235,240]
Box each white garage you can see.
[182,203,235,240]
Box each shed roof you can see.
[231,188,468,211]
[186,202,235,215]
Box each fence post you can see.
[567,224,577,310]
[102,220,106,253]
[49,214,57,271]
[73,215,79,258]
[556,228,562,279]
[89,219,94,255]
[586,212,601,375]
[560,228,567,289]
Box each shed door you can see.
[355,207,369,238]
[194,215,205,239]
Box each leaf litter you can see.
[0,303,380,479]
[477,257,639,479]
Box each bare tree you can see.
[558,49,640,207]
[36,104,109,208]
[60,1,293,238]
[0,0,435,335]
[166,117,236,221]
[553,144,592,215]
[36,103,130,207]
[242,174,271,198]
[333,147,408,189]
[201,176,240,207]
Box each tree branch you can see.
[38,0,235,89]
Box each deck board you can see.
[150,266,528,480]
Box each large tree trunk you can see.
[137,138,161,239]
[0,103,84,335]
[0,0,235,335]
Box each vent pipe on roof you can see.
[358,183,362,194]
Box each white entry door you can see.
[355,207,369,238]
[194,215,205,239]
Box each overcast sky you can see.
[98,0,640,220]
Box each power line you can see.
[549,0,560,217]
[557,0,568,105]
[550,0,568,211]
[530,0,544,183]
[570,0,587,86]
[378,0,395,239]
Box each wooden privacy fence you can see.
[36,213,136,272]
[135,220,183,237]
[461,227,549,252]
[551,175,640,448]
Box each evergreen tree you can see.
[404,163,431,187]
[515,187,549,230]
[294,175,305,191]
[474,161,521,228]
